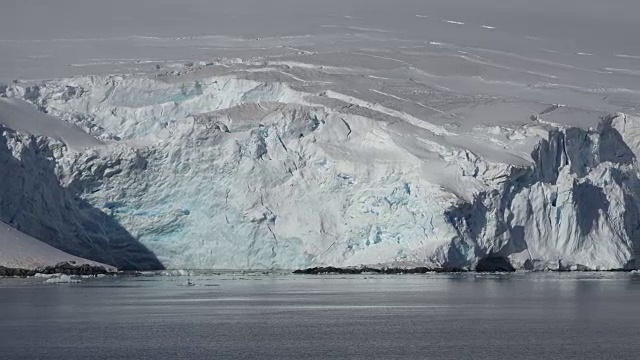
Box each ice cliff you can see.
[1,69,638,270]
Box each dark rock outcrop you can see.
[476,256,516,272]
[38,261,111,276]
[293,266,466,275]
[0,266,35,277]
[0,261,114,277]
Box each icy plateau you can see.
[1,1,640,270]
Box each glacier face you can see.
[0,123,163,270]
[1,67,639,270]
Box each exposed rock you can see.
[0,266,35,277]
[293,266,466,274]
[38,261,111,276]
[475,257,516,272]
[0,261,114,277]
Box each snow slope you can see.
[1,1,639,270]
[0,98,104,149]
[0,221,115,271]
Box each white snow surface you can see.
[0,221,115,271]
[0,98,103,150]
[0,1,639,270]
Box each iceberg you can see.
[44,274,83,284]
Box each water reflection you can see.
[0,273,639,359]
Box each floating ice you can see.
[44,274,82,284]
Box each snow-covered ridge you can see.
[1,67,639,270]
[0,220,115,271]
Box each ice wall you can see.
[1,73,638,270]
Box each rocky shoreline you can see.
[293,257,518,274]
[293,257,635,274]
[0,261,115,277]
[292,267,636,275]
[293,266,463,275]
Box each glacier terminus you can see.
[1,0,640,271]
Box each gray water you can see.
[1,272,640,359]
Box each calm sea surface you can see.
[1,272,639,359]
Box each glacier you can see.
[1,67,639,270]
[1,0,640,271]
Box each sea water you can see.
[1,272,639,359]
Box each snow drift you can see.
[0,220,115,271]
[1,68,639,270]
